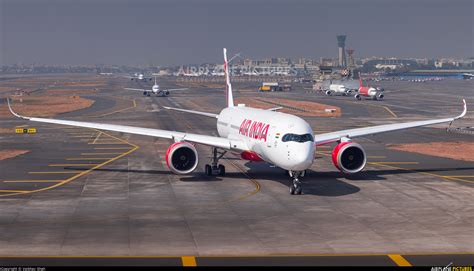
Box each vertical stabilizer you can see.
[223,48,234,107]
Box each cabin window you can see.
[281,133,314,143]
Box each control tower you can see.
[337,35,347,67]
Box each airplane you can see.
[462,73,474,80]
[124,77,188,97]
[122,73,153,81]
[323,81,354,96]
[7,48,467,195]
[354,73,384,101]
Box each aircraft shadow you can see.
[64,164,474,197]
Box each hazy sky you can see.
[1,0,472,65]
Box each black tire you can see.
[289,185,295,195]
[295,185,302,195]
[218,164,225,176]
[205,164,212,176]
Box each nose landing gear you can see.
[288,170,305,195]
[205,147,227,176]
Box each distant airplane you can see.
[354,73,384,100]
[323,81,354,96]
[462,73,474,80]
[122,73,153,81]
[124,77,188,96]
[7,48,467,195]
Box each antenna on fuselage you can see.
[223,48,234,108]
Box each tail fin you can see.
[358,72,363,88]
[223,48,234,107]
[154,76,157,85]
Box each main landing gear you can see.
[205,147,226,176]
[287,170,306,195]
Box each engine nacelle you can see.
[354,93,361,100]
[376,92,384,100]
[165,142,198,174]
[325,90,333,96]
[332,142,366,174]
[164,90,170,96]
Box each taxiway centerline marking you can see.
[388,254,412,266]
[181,256,197,267]
[81,153,123,155]
[91,131,102,144]
[0,190,30,193]
[2,180,64,183]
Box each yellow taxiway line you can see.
[2,180,63,183]
[388,254,412,266]
[0,130,139,197]
[89,98,137,118]
[181,256,197,267]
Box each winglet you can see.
[6,98,30,120]
[455,99,467,120]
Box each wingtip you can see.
[6,97,29,120]
[456,98,467,119]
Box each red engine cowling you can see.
[165,142,198,174]
[332,142,366,174]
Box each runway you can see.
[0,75,473,266]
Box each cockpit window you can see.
[281,133,314,143]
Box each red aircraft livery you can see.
[239,119,270,141]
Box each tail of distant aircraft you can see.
[223,48,234,108]
[358,72,364,88]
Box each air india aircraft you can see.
[8,48,467,195]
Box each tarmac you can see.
[0,75,473,266]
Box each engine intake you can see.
[332,142,366,174]
[165,142,198,174]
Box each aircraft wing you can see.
[124,88,150,92]
[163,106,218,118]
[314,99,467,146]
[7,99,247,151]
[163,88,188,92]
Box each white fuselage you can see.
[216,106,315,171]
[152,84,160,94]
[329,84,348,94]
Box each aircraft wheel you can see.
[295,185,302,195]
[218,164,225,176]
[205,164,212,176]
[289,185,295,195]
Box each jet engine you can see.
[164,91,170,96]
[331,142,366,174]
[354,93,361,100]
[376,92,384,100]
[325,90,333,96]
[165,142,198,174]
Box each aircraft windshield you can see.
[281,133,314,143]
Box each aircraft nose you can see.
[290,144,314,170]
